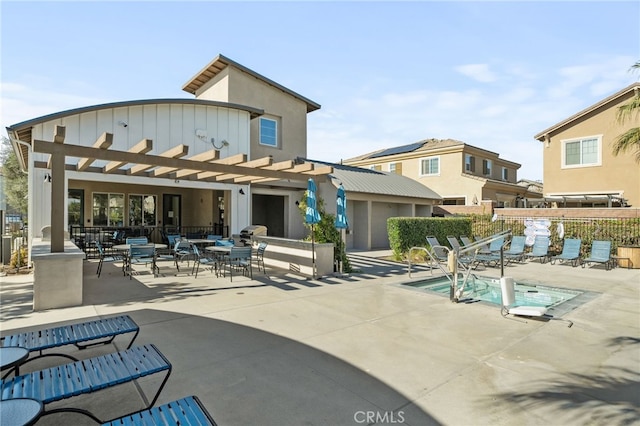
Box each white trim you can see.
[418,155,440,177]
[560,135,602,169]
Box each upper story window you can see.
[502,167,508,181]
[420,156,440,176]
[562,136,601,168]
[389,162,403,175]
[369,164,382,171]
[482,159,492,176]
[465,154,475,172]
[259,117,278,147]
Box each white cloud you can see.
[1,81,108,132]
[454,64,498,83]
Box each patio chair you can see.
[1,315,139,369]
[95,240,124,278]
[550,238,582,267]
[0,344,172,423]
[125,237,148,245]
[254,241,268,273]
[221,246,253,281]
[174,240,196,271]
[581,240,612,270]
[102,395,218,426]
[127,244,158,279]
[500,277,572,327]
[504,235,526,264]
[524,236,550,264]
[191,244,217,278]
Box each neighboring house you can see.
[534,83,640,208]
[6,53,441,254]
[307,159,441,250]
[343,138,538,207]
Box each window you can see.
[420,156,439,176]
[562,137,600,167]
[129,195,157,226]
[369,164,382,171]
[482,159,492,176]
[68,189,84,226]
[92,193,124,226]
[465,154,475,172]
[259,117,278,147]
[389,162,403,175]
[502,167,508,181]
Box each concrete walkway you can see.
[1,252,639,425]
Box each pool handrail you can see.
[452,230,512,302]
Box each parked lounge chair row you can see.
[427,235,616,270]
[1,315,218,425]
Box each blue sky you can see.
[2,1,638,181]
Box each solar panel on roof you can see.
[368,142,425,159]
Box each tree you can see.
[0,137,28,217]
[612,61,640,163]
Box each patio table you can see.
[0,398,43,426]
[112,243,167,251]
[205,246,232,277]
[1,346,29,379]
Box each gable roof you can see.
[182,54,321,113]
[534,82,640,141]
[303,158,442,200]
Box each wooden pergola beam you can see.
[103,139,153,173]
[128,144,189,175]
[152,149,220,177]
[76,132,114,171]
[32,141,331,182]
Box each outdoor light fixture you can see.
[239,188,245,195]
[44,173,52,183]
[118,120,128,128]
[210,137,229,150]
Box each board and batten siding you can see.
[29,103,251,164]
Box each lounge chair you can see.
[582,240,612,270]
[525,236,550,263]
[473,236,506,268]
[550,238,582,267]
[425,236,448,263]
[0,344,172,423]
[460,236,474,248]
[500,277,572,327]
[504,235,526,264]
[102,395,217,426]
[1,315,139,366]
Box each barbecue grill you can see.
[238,225,268,246]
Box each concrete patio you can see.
[1,251,639,425]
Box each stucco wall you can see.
[542,93,639,207]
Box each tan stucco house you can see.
[534,82,640,207]
[343,138,538,207]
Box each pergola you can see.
[31,125,332,253]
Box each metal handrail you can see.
[451,230,512,302]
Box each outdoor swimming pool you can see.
[403,275,586,312]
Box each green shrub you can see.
[387,217,472,260]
